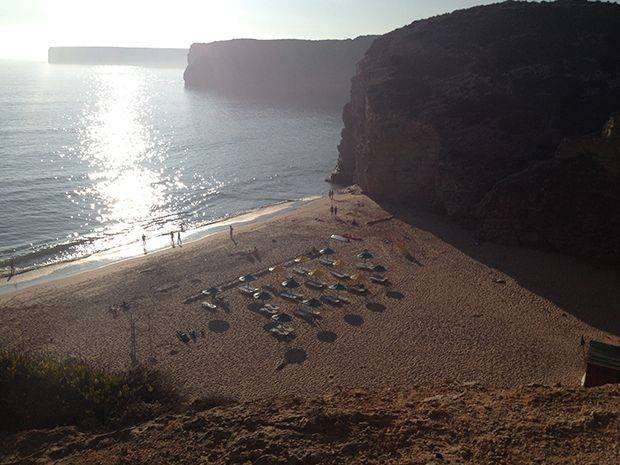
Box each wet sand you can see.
[0,193,618,401]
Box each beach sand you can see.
[0,193,618,401]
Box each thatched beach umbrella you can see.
[269,264,284,273]
[295,255,310,263]
[239,274,257,282]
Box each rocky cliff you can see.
[331,1,620,263]
[183,37,376,103]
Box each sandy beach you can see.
[1,192,618,401]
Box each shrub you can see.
[0,350,176,433]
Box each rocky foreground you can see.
[1,383,618,464]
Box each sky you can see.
[0,0,558,60]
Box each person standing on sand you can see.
[330,205,334,215]
[334,206,338,216]
[177,231,182,247]
[142,234,146,247]
[170,231,175,248]
[229,225,234,242]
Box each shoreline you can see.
[0,198,315,296]
[1,193,617,402]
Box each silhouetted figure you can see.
[229,225,235,243]
[177,231,182,247]
[334,206,338,216]
[330,205,334,215]
[7,258,15,282]
[170,231,175,247]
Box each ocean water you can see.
[0,60,342,275]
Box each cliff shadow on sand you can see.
[377,202,620,337]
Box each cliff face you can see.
[331,0,620,263]
[48,47,188,67]
[183,37,376,103]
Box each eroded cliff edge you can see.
[331,1,620,263]
[183,37,376,104]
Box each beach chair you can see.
[349,283,368,294]
[294,305,321,324]
[320,294,342,306]
[269,323,295,341]
[330,270,350,280]
[305,279,325,290]
[370,275,390,285]
[238,284,259,296]
[280,291,303,301]
[201,301,218,311]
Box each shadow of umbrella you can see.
[366,302,386,313]
[284,348,308,364]
[317,330,337,343]
[344,314,364,326]
[386,291,405,300]
[208,320,230,334]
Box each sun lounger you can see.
[239,274,257,282]
[176,331,190,343]
[294,305,321,323]
[330,270,350,280]
[305,280,325,290]
[257,306,279,317]
[319,258,335,267]
[201,301,218,310]
[370,275,390,284]
[239,284,259,296]
[320,294,341,306]
[356,263,374,271]
[292,267,310,276]
[280,291,303,301]
[269,323,295,341]
[302,298,322,308]
[272,313,293,323]
[372,264,387,273]
[330,234,350,242]
[349,284,368,294]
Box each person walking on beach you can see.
[334,206,338,216]
[229,225,235,244]
[170,231,175,248]
[330,205,334,215]
[177,231,182,247]
[142,234,146,247]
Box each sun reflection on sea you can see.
[75,67,173,246]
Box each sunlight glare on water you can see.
[0,61,340,273]
[76,68,173,241]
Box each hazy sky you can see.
[0,0,568,60]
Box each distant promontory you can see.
[183,37,377,103]
[48,47,188,67]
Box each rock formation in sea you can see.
[183,37,377,104]
[48,47,188,67]
[331,0,620,263]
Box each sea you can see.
[0,60,342,280]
